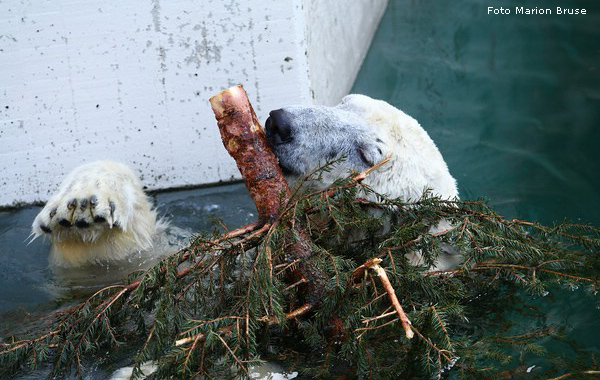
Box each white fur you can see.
[32,161,166,267]
[266,94,460,270]
[339,95,458,201]
[266,94,458,202]
[33,95,457,270]
[28,95,457,378]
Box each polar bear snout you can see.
[265,109,299,175]
[265,103,390,182]
[265,109,293,146]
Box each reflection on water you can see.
[0,207,53,318]
[0,183,257,378]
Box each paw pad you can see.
[59,219,72,227]
[75,219,90,228]
[34,193,122,237]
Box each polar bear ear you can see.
[339,94,372,114]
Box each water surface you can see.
[352,0,599,374]
[0,183,256,318]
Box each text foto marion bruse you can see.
[488,7,586,15]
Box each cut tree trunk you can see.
[210,85,325,310]
[209,85,290,223]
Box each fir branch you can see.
[2,87,599,379]
[363,258,414,339]
[213,331,250,377]
[547,370,600,380]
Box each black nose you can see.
[265,109,293,145]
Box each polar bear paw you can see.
[32,161,159,267]
[35,192,121,235]
[33,161,140,236]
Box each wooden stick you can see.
[360,258,414,339]
[258,303,314,325]
[209,85,326,307]
[176,304,315,346]
[210,85,290,223]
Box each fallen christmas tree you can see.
[1,86,599,379]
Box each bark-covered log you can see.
[210,85,290,223]
[210,85,325,308]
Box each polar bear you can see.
[265,94,459,270]
[32,161,168,267]
[30,94,458,379]
[264,94,458,202]
[32,94,456,269]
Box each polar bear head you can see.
[265,94,458,202]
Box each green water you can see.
[354,0,600,224]
[0,184,257,378]
[352,0,599,374]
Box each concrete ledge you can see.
[0,0,387,207]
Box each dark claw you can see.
[40,224,52,234]
[59,219,72,227]
[75,219,90,228]
[90,195,98,207]
[80,198,88,210]
[49,208,57,218]
[109,201,116,217]
[67,199,77,210]
[94,216,107,223]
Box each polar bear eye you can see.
[357,145,375,167]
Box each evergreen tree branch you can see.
[1,86,599,379]
[548,370,600,380]
[210,85,327,308]
[367,258,414,339]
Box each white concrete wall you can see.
[0,0,387,207]
[304,0,387,106]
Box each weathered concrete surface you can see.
[0,0,387,207]
[305,0,387,106]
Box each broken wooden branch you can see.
[353,258,414,339]
[209,85,290,223]
[209,85,326,311]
